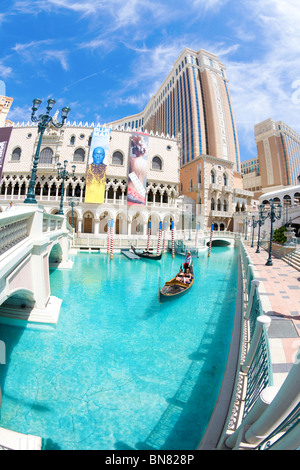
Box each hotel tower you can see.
[109,48,247,231]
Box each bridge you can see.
[0,206,73,326]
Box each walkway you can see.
[244,243,300,388]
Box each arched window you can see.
[35,182,41,196]
[211,170,215,184]
[283,195,291,206]
[70,136,75,145]
[211,198,215,211]
[217,198,222,211]
[223,200,228,212]
[73,148,85,163]
[13,182,19,195]
[152,156,162,170]
[12,147,21,161]
[223,173,228,186]
[198,170,202,184]
[50,183,56,197]
[112,151,123,165]
[40,147,53,164]
[42,182,49,196]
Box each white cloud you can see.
[0,61,13,80]
[224,0,300,158]
[12,39,69,71]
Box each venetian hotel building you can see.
[109,48,252,231]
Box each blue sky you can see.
[1,0,300,162]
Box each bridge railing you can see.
[0,209,34,257]
[0,206,68,259]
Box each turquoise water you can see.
[0,247,238,450]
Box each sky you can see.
[1,0,300,162]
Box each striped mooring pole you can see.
[162,222,167,254]
[147,220,151,252]
[171,220,175,259]
[208,223,214,257]
[110,219,114,260]
[157,221,162,255]
[107,219,111,254]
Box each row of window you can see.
[211,198,229,211]
[10,147,164,170]
[0,181,173,202]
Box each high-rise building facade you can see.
[254,118,300,194]
[109,48,241,172]
[0,80,13,128]
[108,48,249,231]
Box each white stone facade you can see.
[0,121,181,236]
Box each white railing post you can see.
[241,316,271,374]
[226,386,279,449]
[244,353,300,446]
[245,279,260,320]
[267,420,300,450]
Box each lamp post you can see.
[244,215,250,240]
[260,198,282,266]
[24,98,70,204]
[250,215,258,248]
[256,204,265,253]
[68,196,79,229]
[57,160,76,215]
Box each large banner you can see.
[0,127,12,183]
[127,132,149,206]
[85,126,111,204]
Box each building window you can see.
[40,147,53,164]
[112,151,123,165]
[152,156,162,170]
[70,136,75,145]
[73,148,86,163]
[211,170,215,184]
[11,147,21,161]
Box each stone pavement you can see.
[245,243,300,388]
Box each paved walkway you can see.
[245,243,300,388]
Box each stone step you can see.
[0,296,62,326]
[0,427,42,450]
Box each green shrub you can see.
[273,226,287,245]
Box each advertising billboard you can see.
[85,127,111,204]
[127,132,149,206]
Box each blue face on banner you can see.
[92,147,105,165]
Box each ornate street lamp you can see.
[68,196,80,229]
[250,215,258,248]
[24,98,70,204]
[244,215,250,240]
[57,160,76,215]
[260,198,282,266]
[256,204,265,253]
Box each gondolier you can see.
[183,251,192,270]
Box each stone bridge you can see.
[202,231,239,247]
[0,206,73,326]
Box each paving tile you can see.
[244,244,300,375]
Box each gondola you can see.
[158,263,194,302]
[130,245,162,260]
